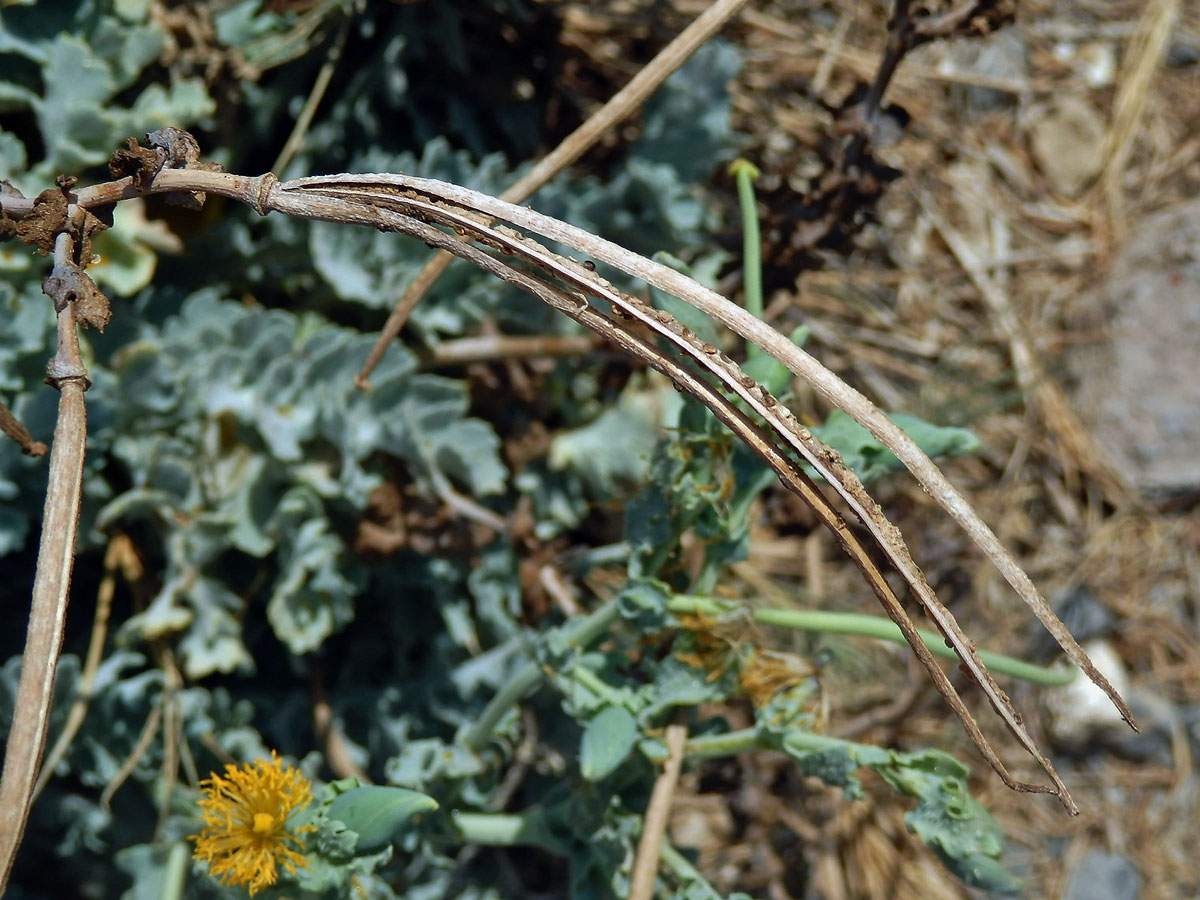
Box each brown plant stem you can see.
[422,334,603,367]
[31,535,126,802]
[0,232,92,893]
[0,400,47,457]
[270,12,352,175]
[628,724,688,900]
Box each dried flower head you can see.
[191,752,317,896]
[738,648,815,708]
[672,611,746,682]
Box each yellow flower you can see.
[191,752,317,896]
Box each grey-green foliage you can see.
[579,705,638,781]
[95,290,505,672]
[0,2,214,187]
[770,728,1021,894]
[326,783,437,849]
[306,139,517,333]
[617,411,1017,892]
[811,409,981,482]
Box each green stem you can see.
[461,662,543,753]
[451,811,536,845]
[728,158,764,322]
[685,726,883,761]
[669,596,1075,686]
[570,664,618,701]
[157,841,189,900]
[450,810,571,856]
[462,600,623,752]
[684,727,762,758]
[660,841,707,884]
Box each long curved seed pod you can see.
[261,185,1075,809]
[63,163,1127,810]
[277,172,1134,731]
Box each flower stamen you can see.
[191,752,316,896]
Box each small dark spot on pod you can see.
[583,260,596,271]
[680,326,695,341]
[738,374,755,389]
[762,393,776,408]
[701,343,719,355]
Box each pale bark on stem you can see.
[273,169,1134,731]
[0,232,91,893]
[628,724,688,900]
[32,536,122,802]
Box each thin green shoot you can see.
[669,595,1075,686]
[728,158,767,367]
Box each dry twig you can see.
[0,400,47,457]
[1100,0,1181,238]
[0,134,1143,888]
[629,723,689,900]
[0,229,94,891]
[31,536,128,801]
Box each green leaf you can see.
[776,730,888,800]
[384,738,487,789]
[266,491,360,655]
[176,576,255,679]
[383,374,508,496]
[298,780,398,895]
[633,40,743,183]
[771,725,1020,893]
[0,128,27,181]
[579,705,638,781]
[113,842,184,900]
[326,785,438,854]
[811,410,981,483]
[616,579,673,631]
[877,748,1020,893]
[549,386,659,495]
[638,655,733,722]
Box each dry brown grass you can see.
[559,0,1200,896]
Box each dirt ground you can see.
[562,1,1200,897]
